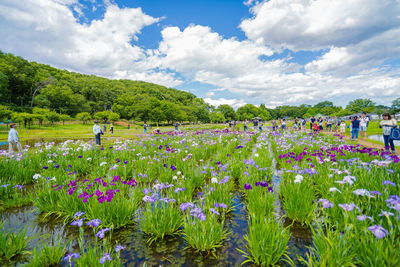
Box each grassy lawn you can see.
[0,122,164,141]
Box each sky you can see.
[0,0,399,109]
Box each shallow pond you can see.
[368,134,400,145]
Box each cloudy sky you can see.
[1,0,399,108]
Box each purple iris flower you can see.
[210,208,220,215]
[367,225,389,239]
[78,155,82,158]
[219,203,227,209]
[73,211,85,218]
[357,215,373,222]
[86,219,102,228]
[180,202,195,212]
[115,158,120,163]
[339,203,361,212]
[63,252,79,262]
[318,199,334,209]
[244,183,252,190]
[115,245,125,253]
[43,166,48,169]
[382,180,396,186]
[95,228,110,239]
[235,145,243,149]
[99,253,112,264]
[124,160,128,164]
[54,164,60,168]
[71,218,85,227]
[170,165,177,171]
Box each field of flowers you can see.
[0,128,399,266]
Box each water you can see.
[0,137,93,150]
[368,135,400,145]
[0,194,249,267]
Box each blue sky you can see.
[0,0,399,108]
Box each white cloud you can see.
[0,0,182,87]
[204,98,247,109]
[240,0,400,51]
[145,20,400,107]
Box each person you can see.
[8,123,22,154]
[253,119,258,131]
[272,120,278,131]
[244,119,248,132]
[360,112,369,139]
[128,124,130,130]
[281,119,286,131]
[334,116,340,133]
[379,113,397,153]
[293,119,298,130]
[102,123,107,134]
[93,120,102,145]
[174,121,179,131]
[310,116,316,130]
[259,121,263,132]
[153,127,161,134]
[351,116,360,140]
[144,122,148,133]
[340,120,346,135]
[318,117,324,131]
[326,117,332,132]
[110,123,114,134]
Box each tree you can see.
[314,101,333,109]
[217,104,236,120]
[346,98,375,113]
[76,112,91,124]
[32,107,50,127]
[391,97,400,113]
[0,105,12,121]
[108,112,120,122]
[209,111,225,123]
[46,111,61,126]
[60,114,72,125]
[0,71,9,103]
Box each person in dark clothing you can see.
[351,116,360,140]
[310,116,316,130]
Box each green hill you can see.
[0,51,210,122]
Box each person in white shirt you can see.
[360,112,369,139]
[8,123,22,154]
[93,120,102,145]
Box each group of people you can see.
[6,113,398,155]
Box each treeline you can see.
[0,52,399,124]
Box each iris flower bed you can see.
[0,127,399,266]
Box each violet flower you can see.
[63,252,79,262]
[367,225,388,239]
[244,183,252,190]
[95,228,110,239]
[99,252,112,264]
[86,219,102,228]
[115,245,125,253]
[318,199,334,209]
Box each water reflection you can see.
[368,135,400,145]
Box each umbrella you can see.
[252,117,262,120]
